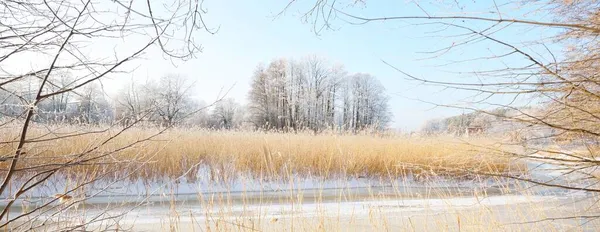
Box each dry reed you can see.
[0,125,513,181]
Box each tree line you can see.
[420,108,512,136]
[248,56,390,132]
[0,56,391,132]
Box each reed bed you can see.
[1,125,514,181]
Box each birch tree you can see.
[341,73,390,131]
[248,56,390,132]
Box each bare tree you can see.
[300,55,343,132]
[71,82,112,124]
[147,74,195,127]
[36,71,75,123]
[211,98,242,129]
[0,0,215,230]
[248,60,290,130]
[248,56,389,132]
[169,98,210,128]
[284,0,600,222]
[421,118,446,136]
[340,73,390,132]
[115,78,151,127]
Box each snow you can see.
[3,159,598,230]
[1,164,511,207]
[103,195,559,226]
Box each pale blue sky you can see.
[121,0,558,131]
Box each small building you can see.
[465,126,484,137]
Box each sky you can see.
[100,0,558,131]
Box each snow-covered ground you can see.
[1,164,513,208]
[10,192,596,231]
[90,195,573,230]
[3,160,600,231]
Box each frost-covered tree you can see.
[421,118,446,135]
[72,83,112,124]
[148,74,195,127]
[211,98,242,129]
[248,56,390,132]
[36,71,75,123]
[115,78,156,127]
[0,0,214,228]
[340,73,390,131]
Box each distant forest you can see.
[420,108,513,135]
[0,56,391,132]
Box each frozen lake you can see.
[3,161,600,231]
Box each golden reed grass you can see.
[0,124,513,181]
